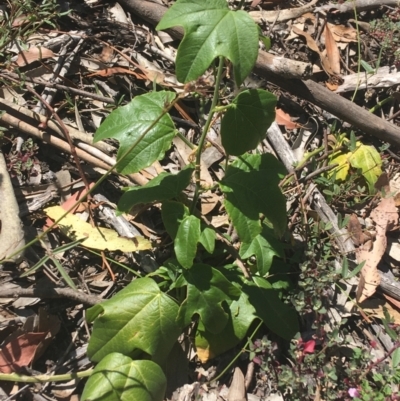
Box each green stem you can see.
[191,56,225,214]
[210,320,263,384]
[0,368,93,383]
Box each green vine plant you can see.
[0,1,300,399]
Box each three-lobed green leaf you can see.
[87,278,181,364]
[81,353,166,401]
[177,264,241,333]
[221,89,277,156]
[156,0,259,86]
[94,91,176,174]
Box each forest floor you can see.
[0,0,400,400]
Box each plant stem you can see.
[191,56,225,214]
[0,368,93,383]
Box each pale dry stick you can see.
[0,71,116,104]
[0,111,148,185]
[34,37,84,115]
[0,97,114,154]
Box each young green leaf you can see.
[93,91,176,174]
[221,89,276,156]
[156,0,258,85]
[199,226,216,254]
[118,165,194,212]
[242,277,299,340]
[162,200,190,240]
[240,229,284,276]
[81,353,166,401]
[87,278,181,364]
[177,264,241,333]
[175,215,201,269]
[220,154,287,242]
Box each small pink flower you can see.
[303,340,316,354]
[348,388,360,398]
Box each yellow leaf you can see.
[44,206,151,252]
[328,152,350,181]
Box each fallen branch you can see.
[0,285,101,306]
[315,0,399,14]
[336,66,400,93]
[254,69,400,147]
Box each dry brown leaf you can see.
[275,108,299,129]
[0,332,48,373]
[227,367,246,401]
[201,191,220,215]
[15,47,54,67]
[348,213,363,246]
[324,24,341,75]
[356,195,398,303]
[382,293,400,311]
[292,26,335,75]
[327,22,357,43]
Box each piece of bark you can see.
[0,151,25,262]
[119,0,312,79]
[249,0,319,24]
[315,0,399,14]
[336,66,400,93]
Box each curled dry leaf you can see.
[15,47,54,67]
[356,195,398,303]
[275,108,299,130]
[324,23,341,75]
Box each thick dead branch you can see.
[255,70,400,147]
[315,0,400,14]
[119,0,312,79]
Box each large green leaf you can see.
[240,227,285,276]
[349,143,382,193]
[195,291,256,362]
[221,89,276,156]
[174,215,201,269]
[118,166,194,212]
[162,200,189,240]
[220,154,287,242]
[177,264,241,333]
[94,91,176,174]
[156,0,258,86]
[87,278,181,363]
[242,277,298,340]
[81,353,166,401]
